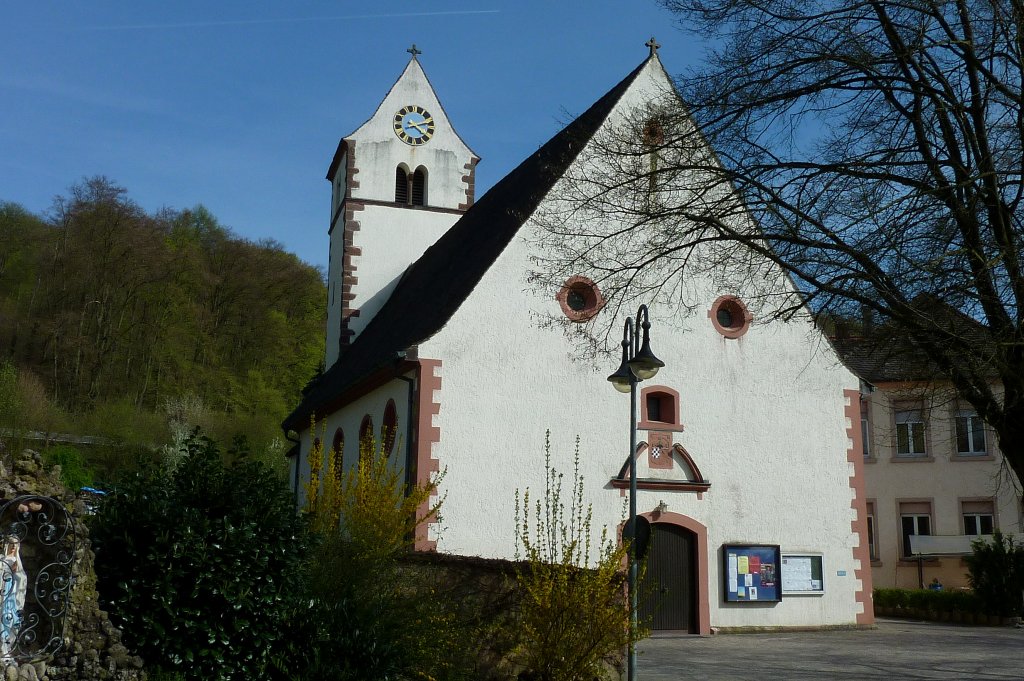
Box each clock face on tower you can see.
[393,105,435,145]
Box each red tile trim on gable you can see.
[335,143,364,351]
[639,511,711,635]
[458,157,479,211]
[414,359,442,551]
[845,388,875,625]
[345,143,360,195]
[338,201,364,349]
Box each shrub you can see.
[873,588,983,616]
[91,432,310,681]
[873,588,898,609]
[285,424,467,681]
[513,434,640,681]
[42,444,95,490]
[965,530,1024,617]
[906,588,931,611]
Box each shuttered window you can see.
[395,166,409,203]
[412,167,427,206]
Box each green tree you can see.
[91,433,310,681]
[513,434,639,681]
[965,530,1024,617]
[0,179,325,470]
[534,0,1024,484]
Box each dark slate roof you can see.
[284,57,653,431]
[831,296,996,384]
[831,334,935,384]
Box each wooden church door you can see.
[639,523,698,633]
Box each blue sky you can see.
[1,2,705,271]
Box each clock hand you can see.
[407,120,430,133]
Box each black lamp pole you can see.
[607,304,664,681]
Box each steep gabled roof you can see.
[284,57,654,431]
[831,296,996,384]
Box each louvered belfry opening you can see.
[395,166,409,204]
[412,167,427,206]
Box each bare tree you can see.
[531,1,1024,482]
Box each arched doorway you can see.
[639,522,698,632]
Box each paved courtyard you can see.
[636,618,1024,680]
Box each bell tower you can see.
[324,46,478,368]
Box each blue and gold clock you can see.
[393,105,435,145]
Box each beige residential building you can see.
[840,342,1023,589]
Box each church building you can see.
[284,44,874,633]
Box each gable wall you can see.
[344,60,475,210]
[415,60,869,628]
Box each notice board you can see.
[722,544,782,602]
[781,554,825,594]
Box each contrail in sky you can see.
[75,10,500,31]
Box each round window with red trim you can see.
[708,295,752,339]
[556,276,605,322]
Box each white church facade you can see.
[284,46,874,634]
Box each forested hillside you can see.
[0,177,325,470]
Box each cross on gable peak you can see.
[407,44,422,59]
[646,36,661,56]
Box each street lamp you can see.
[607,304,664,681]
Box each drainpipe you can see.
[394,351,417,493]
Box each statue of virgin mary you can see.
[0,536,27,660]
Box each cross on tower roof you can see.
[646,36,661,56]
[407,44,422,59]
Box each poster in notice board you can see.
[722,544,782,603]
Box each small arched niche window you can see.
[638,385,683,432]
[642,117,666,195]
[381,399,398,456]
[412,166,427,206]
[395,165,410,204]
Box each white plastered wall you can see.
[345,205,457,340]
[346,58,475,210]
[416,59,866,628]
[294,378,414,510]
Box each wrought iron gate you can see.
[0,495,75,662]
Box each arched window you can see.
[359,415,374,465]
[381,399,398,456]
[331,428,345,478]
[412,167,427,206]
[395,166,410,203]
[639,386,683,432]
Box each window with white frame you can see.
[895,407,927,457]
[962,500,995,535]
[861,414,871,459]
[900,501,931,558]
[955,411,987,455]
[866,501,878,561]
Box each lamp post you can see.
[607,304,664,681]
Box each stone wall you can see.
[1,448,144,681]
